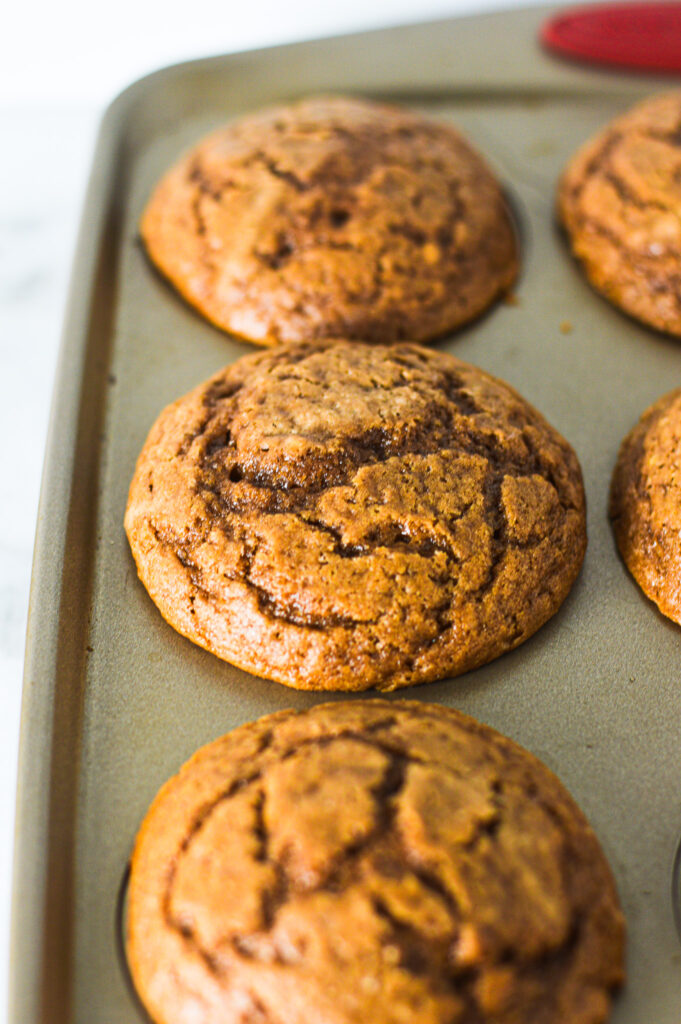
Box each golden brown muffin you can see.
[610,388,681,621]
[141,95,518,344]
[558,92,681,336]
[124,340,586,691]
[127,700,626,1024]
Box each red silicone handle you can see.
[541,3,681,73]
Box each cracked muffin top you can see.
[610,387,681,622]
[558,92,681,337]
[124,340,586,691]
[127,700,625,1024]
[140,95,518,345]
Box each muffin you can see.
[558,92,681,336]
[127,700,626,1024]
[124,340,586,690]
[141,95,518,344]
[610,387,681,621]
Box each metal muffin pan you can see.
[11,6,681,1022]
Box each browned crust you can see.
[141,95,518,345]
[610,387,681,621]
[557,92,681,337]
[127,700,625,1024]
[124,340,586,691]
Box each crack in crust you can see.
[127,702,626,1024]
[140,95,518,345]
[558,92,681,335]
[125,341,586,690]
[163,749,550,972]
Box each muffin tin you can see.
[11,5,681,1022]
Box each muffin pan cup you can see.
[10,6,681,1022]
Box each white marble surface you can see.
[2,0,525,105]
[1,105,99,1015]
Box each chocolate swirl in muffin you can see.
[559,92,681,336]
[141,95,518,344]
[128,701,625,1024]
[125,341,586,690]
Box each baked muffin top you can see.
[127,700,625,1024]
[558,92,681,336]
[125,340,586,690]
[610,387,681,621]
[141,95,518,344]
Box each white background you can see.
[0,0,587,1017]
[2,0,543,106]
